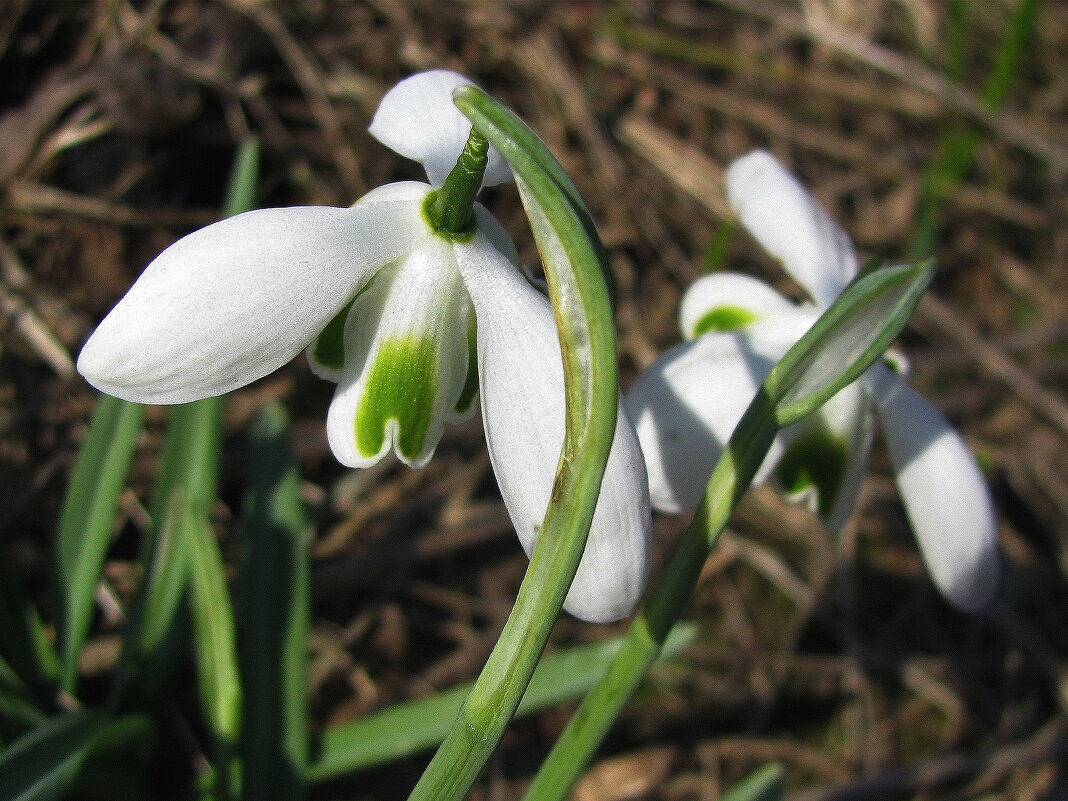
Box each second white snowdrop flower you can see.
[78,70,650,623]
[626,150,998,611]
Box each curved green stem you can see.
[405,88,620,801]
[522,261,934,801]
[522,389,778,800]
[425,128,489,238]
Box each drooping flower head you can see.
[78,71,650,623]
[626,150,999,611]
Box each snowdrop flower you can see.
[626,150,998,610]
[77,70,650,623]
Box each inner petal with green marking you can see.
[356,335,439,460]
[691,304,761,336]
[325,235,476,469]
[776,418,848,520]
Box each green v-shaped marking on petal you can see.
[692,304,760,336]
[356,336,438,461]
[776,421,848,519]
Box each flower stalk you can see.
[425,128,489,237]
[405,86,632,801]
[522,261,935,801]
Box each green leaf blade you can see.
[54,394,145,695]
[769,261,934,425]
[239,402,310,801]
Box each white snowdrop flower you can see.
[626,150,998,611]
[78,71,650,623]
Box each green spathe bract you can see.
[356,335,439,461]
[692,304,761,335]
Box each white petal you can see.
[680,272,800,339]
[77,183,431,404]
[726,150,858,307]
[325,234,473,469]
[777,380,873,531]
[369,70,512,188]
[456,212,651,623]
[625,326,796,515]
[869,366,1000,610]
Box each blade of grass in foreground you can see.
[0,560,60,711]
[0,710,104,801]
[53,394,144,696]
[239,402,309,801]
[308,623,695,780]
[185,492,242,800]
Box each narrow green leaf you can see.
[185,493,242,798]
[769,262,934,425]
[720,762,785,801]
[239,402,309,801]
[54,394,144,695]
[0,710,104,801]
[0,561,59,710]
[0,656,49,733]
[309,623,696,780]
[223,138,260,219]
[109,479,191,711]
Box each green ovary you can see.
[692,305,760,335]
[776,422,848,519]
[356,336,438,461]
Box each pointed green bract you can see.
[776,422,848,518]
[770,262,934,425]
[692,304,760,335]
[356,336,439,461]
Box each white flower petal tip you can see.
[561,412,652,624]
[77,200,429,405]
[725,150,857,307]
[454,226,649,623]
[679,272,799,340]
[876,377,1000,611]
[624,333,791,515]
[370,70,512,188]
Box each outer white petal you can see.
[77,182,431,404]
[326,232,473,469]
[726,150,858,307]
[868,365,1000,610]
[680,272,803,339]
[369,70,512,188]
[456,210,651,623]
[625,324,796,515]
